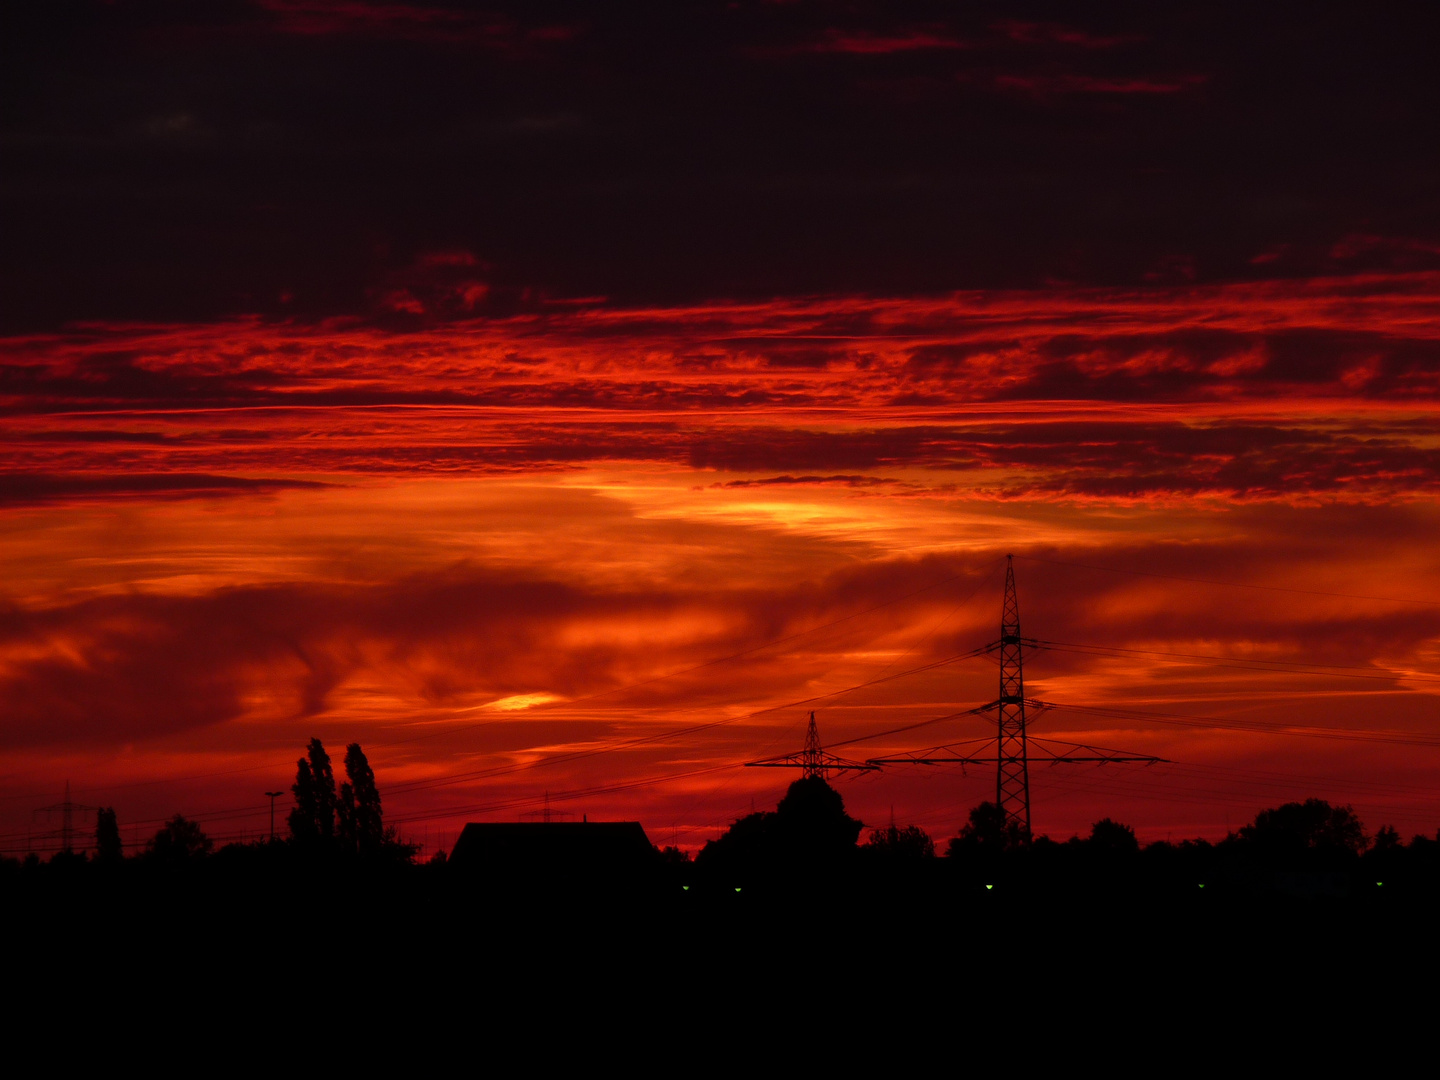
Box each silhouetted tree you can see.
[696,775,863,879]
[697,809,774,872]
[150,815,211,863]
[337,784,353,849]
[1237,799,1367,856]
[95,807,123,862]
[337,743,385,856]
[288,738,337,847]
[774,775,865,854]
[1088,818,1140,854]
[946,801,1027,856]
[864,822,935,860]
[1372,825,1403,853]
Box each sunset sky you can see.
[4,2,1440,854]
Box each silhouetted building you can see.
[449,821,658,887]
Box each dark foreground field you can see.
[6,850,1435,1057]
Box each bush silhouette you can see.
[1237,799,1367,856]
[149,815,212,863]
[1088,818,1140,854]
[946,801,1027,856]
[864,822,935,860]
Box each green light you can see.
[1198,883,1205,889]
[682,885,689,891]
[984,884,993,890]
[1376,881,1384,887]
[734,887,742,892]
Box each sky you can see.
[3,1,1440,855]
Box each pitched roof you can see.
[449,821,657,878]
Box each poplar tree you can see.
[343,743,385,856]
[95,807,123,862]
[288,738,337,847]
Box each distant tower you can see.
[33,780,97,855]
[746,711,880,779]
[521,791,573,824]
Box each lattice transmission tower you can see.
[871,555,1164,839]
[995,555,1030,834]
[745,711,879,779]
[33,780,97,856]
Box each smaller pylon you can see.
[520,791,574,823]
[800,711,824,778]
[746,712,880,779]
[33,780,98,855]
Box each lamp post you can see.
[264,791,285,843]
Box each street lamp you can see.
[264,791,285,843]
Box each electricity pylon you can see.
[996,554,1029,833]
[745,711,880,779]
[521,791,574,823]
[33,780,97,855]
[870,555,1165,839]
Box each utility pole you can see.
[265,791,285,843]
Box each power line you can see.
[1033,638,1440,684]
[368,558,1004,752]
[374,645,993,798]
[1017,553,1440,607]
[1039,699,1440,749]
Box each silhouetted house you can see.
[449,821,659,888]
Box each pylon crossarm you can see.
[867,737,997,766]
[869,756,998,766]
[34,800,98,814]
[872,757,999,766]
[1040,756,1166,764]
[984,636,1042,653]
[744,710,882,776]
[745,754,880,773]
[1028,737,1168,765]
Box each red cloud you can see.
[3,272,1439,504]
[994,21,1137,49]
[993,73,1207,96]
[254,1,579,50]
[803,28,967,55]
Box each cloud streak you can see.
[3,275,1437,505]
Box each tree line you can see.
[687,779,1440,895]
[11,756,1440,896]
[11,738,411,868]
